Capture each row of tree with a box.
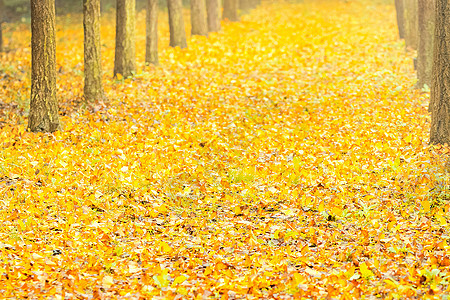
[395,0,449,145]
[2,0,259,133]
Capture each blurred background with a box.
[2,0,185,21]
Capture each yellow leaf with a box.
[176,287,188,295]
[183,187,191,195]
[102,275,114,288]
[404,134,412,143]
[332,206,342,217]
[318,202,325,213]
[293,273,306,284]
[281,208,295,216]
[160,241,172,253]
[359,262,374,279]
[157,205,168,214]
[234,206,242,215]
[422,200,431,213]
[128,262,141,274]
[204,267,213,276]
[437,215,447,226]
[32,253,44,260]
[305,267,322,278]
[172,275,188,287]
[345,266,355,279]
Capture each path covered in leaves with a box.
[0,0,449,298]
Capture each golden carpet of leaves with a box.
[0,0,449,298]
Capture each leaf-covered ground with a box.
[1,0,449,298]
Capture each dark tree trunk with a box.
[404,0,418,50]
[29,0,60,132]
[430,0,450,144]
[223,0,239,22]
[114,0,136,77]
[395,0,405,39]
[168,0,187,48]
[191,0,208,36]
[417,0,435,89]
[206,0,220,32]
[146,0,158,64]
[83,0,105,102]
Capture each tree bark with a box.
[417,0,435,89]
[167,0,187,48]
[146,0,158,64]
[0,0,4,52]
[206,0,220,32]
[29,0,60,132]
[223,0,239,22]
[430,0,450,144]
[239,0,255,12]
[404,0,418,50]
[395,0,405,39]
[191,0,208,36]
[84,0,105,102]
[114,0,136,77]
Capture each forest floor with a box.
[0,0,449,298]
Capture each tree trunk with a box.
[223,0,239,22]
[206,0,220,32]
[430,0,450,144]
[191,0,208,36]
[167,0,187,48]
[0,22,2,53]
[0,0,4,52]
[239,0,255,12]
[84,0,105,102]
[146,0,158,64]
[417,0,435,89]
[28,0,60,133]
[395,0,405,39]
[403,0,418,50]
[114,0,136,78]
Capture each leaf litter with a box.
[0,0,449,298]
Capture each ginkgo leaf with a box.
[128,262,141,274]
[359,262,374,279]
[172,275,188,287]
[102,275,114,288]
[422,200,431,213]
[305,268,322,278]
[159,241,173,254]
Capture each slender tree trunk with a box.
[417,0,435,89]
[251,0,260,8]
[146,0,158,64]
[223,0,239,22]
[404,0,418,50]
[0,0,4,52]
[114,0,136,77]
[206,0,221,32]
[430,0,450,144]
[239,0,254,12]
[167,0,187,48]
[395,0,405,39]
[0,21,3,53]
[29,0,60,132]
[84,0,105,102]
[191,0,208,36]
